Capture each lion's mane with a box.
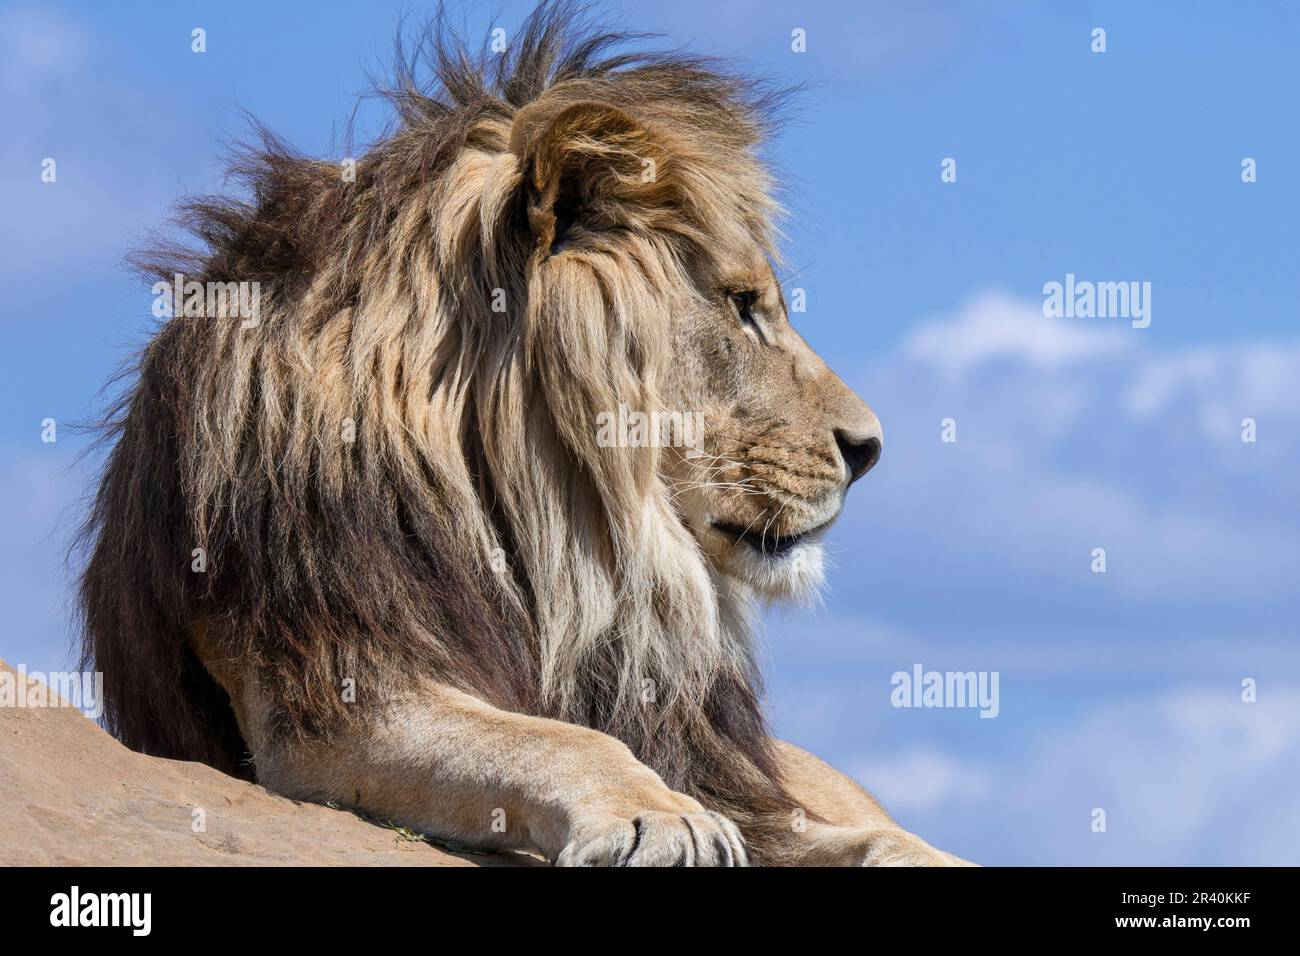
[78,1,794,849]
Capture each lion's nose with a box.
[834,428,882,485]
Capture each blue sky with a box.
[2,1,1298,865]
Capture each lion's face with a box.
[661,249,882,602]
[514,97,877,604]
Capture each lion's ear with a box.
[511,100,667,254]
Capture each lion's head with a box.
[80,3,879,806]
[509,81,882,611]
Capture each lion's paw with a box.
[556,810,748,867]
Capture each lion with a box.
[77,2,967,866]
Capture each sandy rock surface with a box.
[0,660,534,866]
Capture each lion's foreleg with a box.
[232,677,748,865]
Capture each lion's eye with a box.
[728,291,758,329]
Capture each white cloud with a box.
[1021,687,1300,864]
[903,290,1132,376]
[1124,342,1300,451]
[844,290,1300,602]
[849,746,993,813]
[840,687,1300,865]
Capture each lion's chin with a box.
[712,535,827,604]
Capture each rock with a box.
[0,660,535,866]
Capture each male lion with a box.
[79,3,965,866]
